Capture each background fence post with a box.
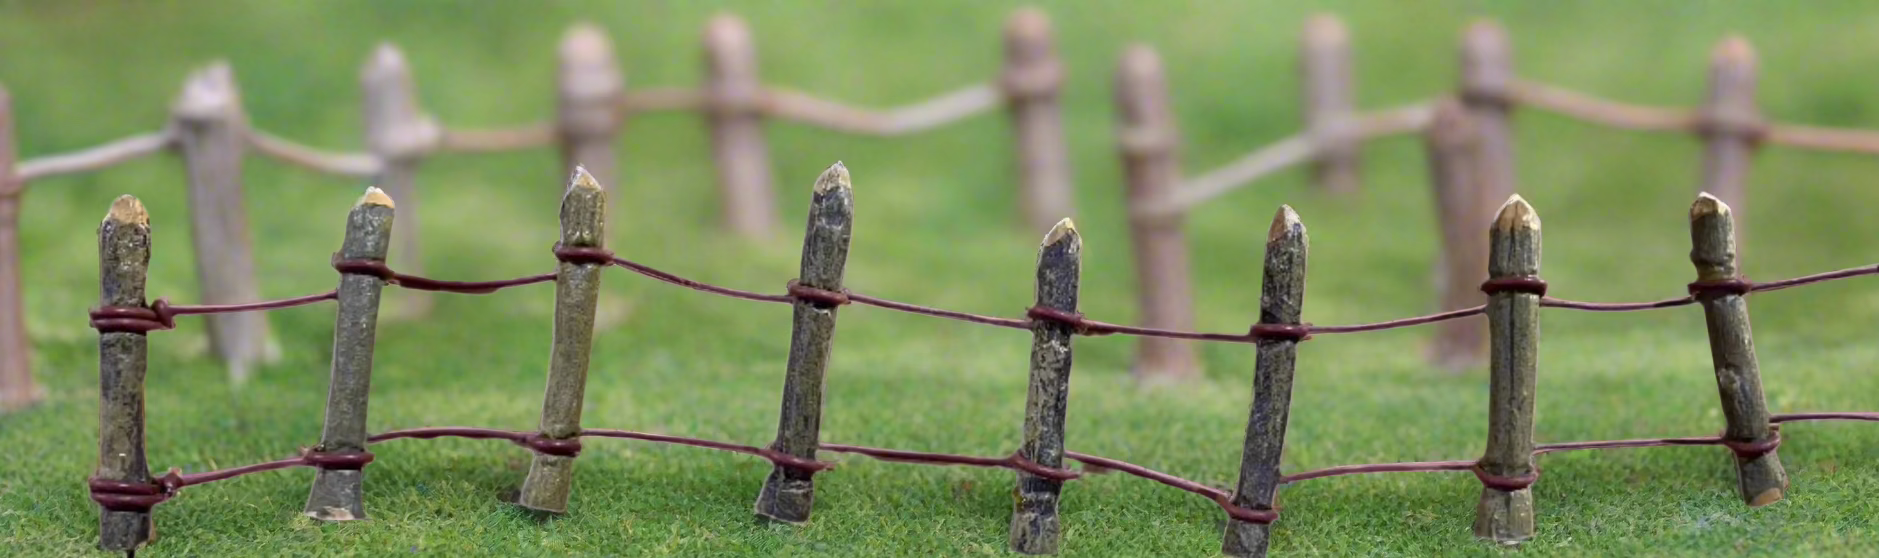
[1221,206,1307,558]
[95,195,155,552]
[754,163,852,523]
[361,44,440,317]
[703,14,778,238]
[1425,99,1489,371]
[1301,14,1359,195]
[1459,21,1517,208]
[1002,7,1073,234]
[1010,217,1081,555]
[171,62,273,382]
[1697,38,1760,230]
[0,84,37,411]
[557,24,624,216]
[1688,193,1787,506]
[1116,45,1201,382]
[1475,195,1541,544]
[517,168,607,514]
[304,187,395,521]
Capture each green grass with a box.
[5,0,1879,555]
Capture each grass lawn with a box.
[4,1,1879,555]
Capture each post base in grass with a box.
[753,467,814,524]
[1473,487,1534,544]
[1220,518,1273,557]
[98,509,152,552]
[1009,490,1061,555]
[1736,452,1787,507]
[305,469,367,521]
[516,454,576,514]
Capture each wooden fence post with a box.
[1301,14,1359,195]
[517,168,608,514]
[1002,7,1073,234]
[557,24,625,211]
[704,14,778,238]
[1459,21,1517,208]
[1221,207,1308,558]
[1688,193,1787,506]
[1475,195,1541,544]
[754,162,852,523]
[1425,99,1489,371]
[1697,38,1760,229]
[304,187,395,521]
[1116,45,1201,382]
[0,84,37,411]
[1010,217,1081,555]
[171,62,273,382]
[361,44,439,317]
[95,195,155,552]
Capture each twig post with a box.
[0,84,37,411]
[1688,193,1786,506]
[754,162,853,523]
[1010,217,1081,555]
[1221,207,1308,558]
[1424,99,1489,371]
[95,195,154,552]
[1474,195,1541,544]
[1459,21,1517,208]
[1115,44,1201,381]
[1002,8,1073,233]
[1301,14,1359,195]
[517,168,608,514]
[304,187,395,521]
[704,14,778,238]
[361,44,439,317]
[171,62,273,382]
[557,24,624,210]
[1697,37,1760,227]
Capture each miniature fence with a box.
[0,8,1068,407]
[1115,16,1879,380]
[87,165,1875,556]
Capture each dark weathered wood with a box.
[0,84,36,412]
[1301,14,1359,195]
[96,195,154,551]
[1460,21,1517,211]
[171,62,273,382]
[1221,207,1308,558]
[557,24,624,213]
[362,44,439,318]
[704,14,778,238]
[1424,99,1489,371]
[1002,8,1073,234]
[1010,217,1081,555]
[304,187,395,521]
[1698,37,1759,228]
[1116,44,1201,382]
[1475,195,1540,544]
[517,168,608,514]
[754,162,853,523]
[1689,193,1786,506]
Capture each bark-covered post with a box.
[1425,99,1489,371]
[1221,207,1307,558]
[517,168,608,514]
[1010,217,1081,555]
[1301,14,1359,195]
[1697,38,1760,228]
[1002,7,1073,233]
[0,84,36,411]
[1459,21,1516,209]
[754,162,853,523]
[304,187,395,521]
[1688,193,1787,506]
[1474,195,1541,544]
[704,14,778,238]
[1115,45,1200,382]
[362,44,440,317]
[557,24,625,209]
[95,195,154,551]
[171,62,273,382]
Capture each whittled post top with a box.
[1493,194,1538,232]
[1489,195,1539,278]
[1689,193,1739,279]
[1042,217,1079,250]
[1712,36,1757,68]
[1005,7,1053,46]
[356,186,395,209]
[173,62,240,121]
[105,195,149,226]
[1268,205,1304,243]
[561,167,607,247]
[814,161,851,194]
[364,43,411,81]
[1302,13,1348,47]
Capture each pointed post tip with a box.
[569,166,604,192]
[1268,205,1304,242]
[1691,192,1732,218]
[1043,217,1079,246]
[1006,7,1052,40]
[561,23,614,59]
[1714,36,1756,66]
[1494,194,1538,231]
[1304,13,1348,45]
[814,161,851,194]
[356,186,395,209]
[105,195,149,225]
